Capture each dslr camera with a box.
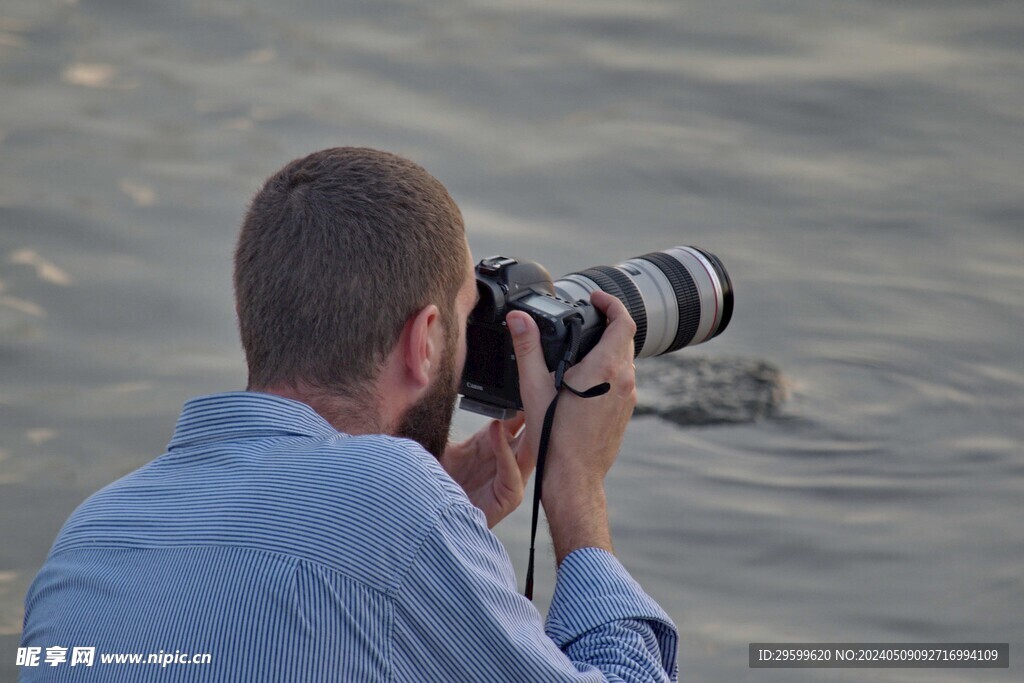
[459,246,733,419]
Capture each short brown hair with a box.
[234,147,466,398]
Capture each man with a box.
[20,148,678,681]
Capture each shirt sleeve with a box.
[391,502,678,682]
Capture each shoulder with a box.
[283,433,468,511]
[261,434,472,588]
[53,433,472,594]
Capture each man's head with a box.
[234,147,476,456]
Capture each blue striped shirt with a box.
[20,391,678,681]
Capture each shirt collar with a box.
[167,391,341,451]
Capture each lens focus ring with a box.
[638,251,701,352]
[575,266,648,356]
[553,245,731,358]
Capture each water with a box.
[2,1,1022,680]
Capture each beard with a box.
[395,331,459,460]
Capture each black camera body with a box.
[460,256,603,419]
[459,246,733,420]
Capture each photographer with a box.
[19,148,678,681]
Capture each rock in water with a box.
[634,355,787,426]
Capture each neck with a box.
[252,382,388,436]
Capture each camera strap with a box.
[524,317,610,600]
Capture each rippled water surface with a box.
[2,1,1022,680]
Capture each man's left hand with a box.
[441,415,531,528]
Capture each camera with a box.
[459,246,733,419]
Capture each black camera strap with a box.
[524,317,610,600]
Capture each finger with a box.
[490,419,523,497]
[509,428,525,452]
[500,413,526,440]
[511,429,534,479]
[503,411,533,477]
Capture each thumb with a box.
[506,311,553,406]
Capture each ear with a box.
[402,303,444,390]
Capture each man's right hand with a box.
[506,290,638,564]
